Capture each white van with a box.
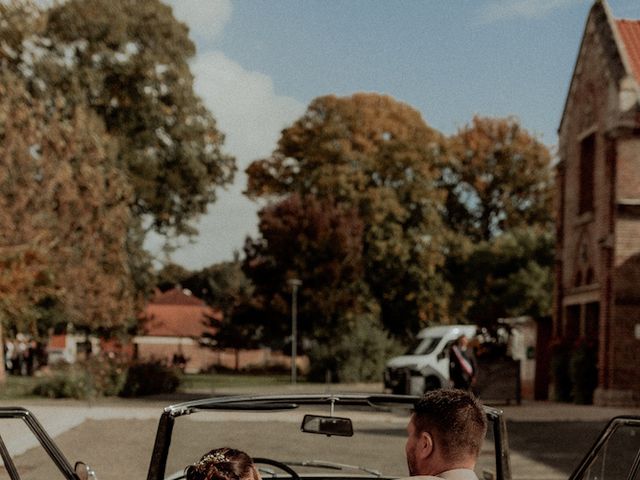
[383,324,477,394]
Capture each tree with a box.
[1,0,235,237]
[243,193,367,346]
[246,93,450,337]
[447,228,554,327]
[0,73,136,333]
[443,116,553,242]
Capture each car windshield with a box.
[406,337,442,355]
[152,395,508,480]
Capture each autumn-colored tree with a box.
[444,116,553,242]
[0,74,136,333]
[246,93,450,336]
[1,0,235,236]
[243,193,367,345]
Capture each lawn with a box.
[0,375,39,400]
[179,372,294,392]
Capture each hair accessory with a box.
[198,450,228,466]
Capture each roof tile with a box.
[616,19,640,83]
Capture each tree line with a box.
[160,94,554,381]
[1,1,554,382]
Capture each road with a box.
[1,394,638,480]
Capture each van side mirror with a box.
[437,350,447,361]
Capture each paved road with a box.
[1,390,638,480]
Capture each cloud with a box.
[146,51,305,269]
[476,0,577,24]
[163,0,232,43]
[192,51,305,170]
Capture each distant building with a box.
[555,0,640,405]
[134,287,221,373]
[134,287,294,373]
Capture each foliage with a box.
[0,0,235,238]
[119,359,180,397]
[246,93,450,337]
[32,355,127,399]
[569,338,598,404]
[444,116,553,242]
[0,73,136,332]
[307,314,403,382]
[243,193,368,347]
[447,228,554,326]
[155,263,193,291]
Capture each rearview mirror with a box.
[301,414,353,437]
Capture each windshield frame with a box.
[0,407,78,480]
[145,394,511,480]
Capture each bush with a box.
[569,338,598,404]
[119,359,180,397]
[307,315,403,383]
[32,355,127,399]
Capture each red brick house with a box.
[135,287,296,373]
[134,287,222,373]
[555,0,640,406]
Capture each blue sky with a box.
[150,0,640,269]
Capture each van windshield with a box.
[406,337,442,355]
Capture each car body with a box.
[384,325,478,394]
[0,394,638,480]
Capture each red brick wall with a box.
[555,8,640,403]
[135,341,308,374]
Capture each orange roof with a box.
[616,19,640,83]
[141,287,222,338]
[143,304,220,337]
[47,334,66,349]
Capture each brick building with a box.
[135,287,298,373]
[555,0,640,406]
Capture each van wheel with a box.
[424,376,441,392]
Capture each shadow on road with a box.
[506,421,606,476]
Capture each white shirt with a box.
[398,469,479,480]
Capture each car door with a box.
[569,416,640,480]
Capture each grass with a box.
[0,371,297,399]
[179,372,295,392]
[0,374,40,400]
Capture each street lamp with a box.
[288,278,302,384]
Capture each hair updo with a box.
[185,447,257,480]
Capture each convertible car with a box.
[0,394,637,480]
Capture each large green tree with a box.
[246,93,450,337]
[446,228,554,327]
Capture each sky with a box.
[147,0,640,270]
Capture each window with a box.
[579,133,596,214]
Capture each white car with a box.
[383,324,478,394]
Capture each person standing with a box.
[404,389,487,480]
[449,335,477,390]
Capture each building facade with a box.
[555,0,640,405]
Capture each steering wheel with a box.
[253,457,300,480]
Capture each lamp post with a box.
[288,278,302,384]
